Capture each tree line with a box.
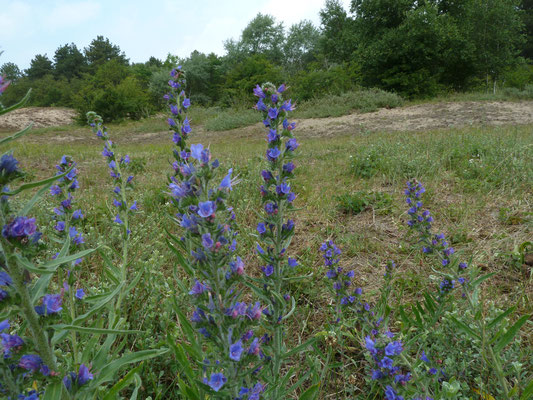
[1,0,532,121]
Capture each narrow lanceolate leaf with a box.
[298,383,320,400]
[493,314,530,353]
[71,283,124,325]
[42,380,67,400]
[0,89,31,117]
[449,316,481,340]
[102,363,143,400]
[50,324,143,335]
[5,165,72,195]
[487,306,516,330]
[96,348,169,385]
[469,273,496,289]
[16,248,96,274]
[0,124,32,147]
[520,379,533,400]
[166,238,194,276]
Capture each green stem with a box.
[5,253,57,370]
[463,289,510,399]
[1,364,18,396]
[113,160,130,322]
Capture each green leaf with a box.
[0,124,33,147]
[42,380,66,400]
[487,306,516,330]
[0,89,31,118]
[102,363,143,400]
[50,324,143,335]
[520,379,533,400]
[168,339,197,382]
[71,283,123,325]
[130,374,142,400]
[283,337,317,358]
[469,273,496,289]
[282,296,297,321]
[166,238,194,276]
[494,314,530,353]
[299,383,320,400]
[21,179,54,215]
[449,316,481,340]
[96,348,169,385]
[5,168,71,196]
[16,248,96,274]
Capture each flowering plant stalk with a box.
[0,78,102,397]
[83,112,167,395]
[250,83,317,398]
[87,112,139,322]
[164,67,265,399]
[404,179,530,400]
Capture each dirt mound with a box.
[294,101,533,137]
[0,107,77,130]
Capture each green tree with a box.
[84,36,128,69]
[223,54,284,106]
[521,0,533,60]
[26,54,53,80]
[284,20,321,72]
[74,59,150,121]
[462,0,524,91]
[179,51,224,105]
[238,13,285,63]
[54,43,87,80]
[319,0,358,63]
[0,62,22,82]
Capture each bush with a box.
[290,62,360,101]
[74,61,153,122]
[294,88,403,119]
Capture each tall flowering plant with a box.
[0,77,99,397]
[164,67,265,399]
[251,83,318,398]
[404,179,530,400]
[87,112,139,320]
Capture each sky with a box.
[0,0,352,70]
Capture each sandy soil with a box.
[293,101,533,137]
[1,101,532,144]
[0,107,77,130]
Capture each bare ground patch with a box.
[0,106,76,130]
[2,100,533,145]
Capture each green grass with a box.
[6,119,533,398]
[203,107,259,131]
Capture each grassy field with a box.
[5,114,533,397]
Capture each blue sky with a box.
[0,0,351,70]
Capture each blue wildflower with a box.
[198,201,216,218]
[207,372,227,392]
[229,340,244,361]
